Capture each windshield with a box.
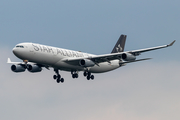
[16,45,24,48]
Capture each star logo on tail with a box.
[116,44,122,52]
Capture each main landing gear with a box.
[53,69,95,83]
[71,71,79,79]
[83,71,94,80]
[53,69,64,83]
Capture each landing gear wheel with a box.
[60,78,64,83]
[57,78,61,83]
[53,75,57,80]
[72,74,76,78]
[91,75,94,80]
[87,75,90,80]
[75,74,78,78]
[83,72,87,76]
[72,73,78,79]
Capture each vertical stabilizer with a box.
[111,34,127,53]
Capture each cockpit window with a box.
[16,45,24,48]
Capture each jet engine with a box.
[122,53,136,61]
[79,59,95,67]
[27,64,42,73]
[11,64,26,72]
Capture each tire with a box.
[57,79,60,83]
[61,78,64,83]
[87,76,90,80]
[91,75,94,80]
[83,72,87,76]
[75,74,78,78]
[72,74,76,78]
[53,75,57,79]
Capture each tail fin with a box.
[111,34,127,53]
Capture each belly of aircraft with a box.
[89,60,120,73]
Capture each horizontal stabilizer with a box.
[119,58,152,65]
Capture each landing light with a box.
[23,60,28,63]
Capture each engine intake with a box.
[27,64,42,73]
[79,59,95,67]
[11,65,26,72]
[122,53,136,61]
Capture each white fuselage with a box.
[13,43,121,73]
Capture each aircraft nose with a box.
[12,47,17,54]
[12,48,16,53]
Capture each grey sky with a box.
[0,0,179,120]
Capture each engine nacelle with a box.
[122,53,136,61]
[27,64,42,73]
[11,65,26,72]
[79,59,95,67]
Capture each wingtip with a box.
[7,58,11,63]
[168,40,176,46]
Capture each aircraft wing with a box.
[128,40,176,56]
[7,58,23,64]
[63,52,124,63]
[7,58,50,69]
[63,40,175,65]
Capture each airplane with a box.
[7,35,175,83]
